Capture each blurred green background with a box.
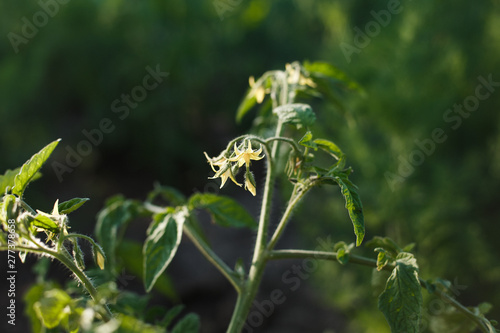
[1,0,499,332]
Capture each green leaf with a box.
[334,241,354,265]
[115,314,166,333]
[0,167,21,194]
[378,252,423,333]
[13,139,60,197]
[236,87,258,123]
[158,304,184,328]
[147,184,186,206]
[95,199,138,272]
[366,236,403,257]
[188,193,257,229]
[58,198,90,214]
[33,288,72,329]
[143,208,187,292]
[313,138,344,160]
[298,131,318,149]
[332,172,365,246]
[117,240,179,301]
[171,313,200,333]
[24,283,46,333]
[33,214,59,233]
[273,103,316,128]
[303,60,363,92]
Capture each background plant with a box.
[1,1,500,332]
[2,61,497,333]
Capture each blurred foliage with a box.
[1,0,499,332]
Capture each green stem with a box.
[183,222,241,293]
[267,249,493,333]
[226,123,280,333]
[266,183,312,251]
[2,243,113,322]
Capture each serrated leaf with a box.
[0,167,21,194]
[58,198,90,215]
[143,209,187,292]
[378,252,423,333]
[34,288,72,329]
[13,140,60,197]
[33,214,59,233]
[188,193,257,229]
[171,313,200,333]
[95,199,137,272]
[273,103,316,128]
[332,172,364,246]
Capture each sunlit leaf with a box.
[0,167,21,194]
[33,214,59,233]
[58,198,90,215]
[143,209,187,292]
[95,199,138,272]
[332,172,364,246]
[378,252,423,333]
[33,288,72,329]
[13,139,60,197]
[273,103,316,128]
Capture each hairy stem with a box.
[3,243,112,322]
[227,124,280,333]
[267,249,493,333]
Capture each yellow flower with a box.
[204,152,242,188]
[229,141,264,167]
[218,168,242,188]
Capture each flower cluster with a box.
[204,140,264,196]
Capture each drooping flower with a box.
[228,141,264,168]
[204,152,242,188]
